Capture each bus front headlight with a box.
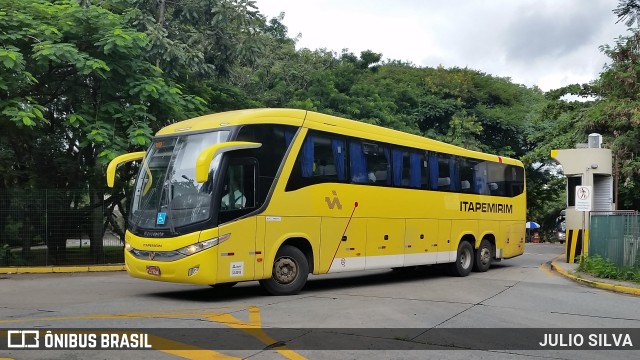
[177,234,230,256]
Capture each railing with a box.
[0,189,124,267]
[589,211,639,268]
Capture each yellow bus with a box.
[107,108,525,295]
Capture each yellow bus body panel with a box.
[156,108,306,136]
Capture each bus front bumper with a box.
[124,248,217,285]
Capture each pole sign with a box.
[575,186,592,212]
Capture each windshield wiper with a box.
[133,186,157,230]
[166,195,178,235]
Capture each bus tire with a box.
[473,239,492,272]
[448,241,474,277]
[260,245,309,296]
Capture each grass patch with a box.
[578,255,640,284]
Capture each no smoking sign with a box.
[575,185,592,212]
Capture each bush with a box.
[578,255,640,283]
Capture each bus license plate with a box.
[146,266,161,276]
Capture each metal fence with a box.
[0,189,124,267]
[589,211,640,268]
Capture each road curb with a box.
[0,264,125,274]
[550,257,640,296]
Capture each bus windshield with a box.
[130,130,230,231]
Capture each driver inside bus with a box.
[221,188,246,209]
[221,168,246,210]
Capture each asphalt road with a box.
[1,243,639,360]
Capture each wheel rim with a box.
[273,256,298,285]
[460,247,472,269]
[479,247,491,267]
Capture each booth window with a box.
[567,176,582,207]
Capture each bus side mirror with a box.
[195,142,262,183]
[106,152,145,188]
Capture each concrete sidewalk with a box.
[550,256,640,296]
[0,264,125,274]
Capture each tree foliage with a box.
[584,30,640,209]
[614,0,640,27]
[0,0,206,261]
[525,0,640,214]
[99,0,265,78]
[232,41,544,159]
[0,0,205,186]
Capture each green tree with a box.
[521,83,598,229]
[584,31,640,209]
[446,110,483,150]
[0,0,205,262]
[102,0,264,77]
[614,0,640,27]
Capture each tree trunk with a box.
[155,0,166,68]
[157,0,166,24]
[88,187,104,264]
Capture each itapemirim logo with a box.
[325,190,342,210]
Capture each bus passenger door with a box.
[436,220,453,263]
[217,217,256,283]
[404,219,438,266]
[215,160,258,284]
[365,219,404,270]
[320,217,367,273]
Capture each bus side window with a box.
[414,151,430,189]
[218,160,257,224]
[506,165,525,197]
[314,137,345,181]
[473,161,490,195]
[220,162,255,211]
[351,140,390,185]
[392,148,428,189]
[459,157,479,194]
[236,124,297,204]
[488,162,506,196]
[367,143,390,185]
[286,131,346,191]
[391,148,408,187]
[349,140,368,183]
[431,153,453,191]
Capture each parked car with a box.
[556,210,566,244]
[556,228,566,244]
[555,210,566,244]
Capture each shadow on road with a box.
[141,264,485,302]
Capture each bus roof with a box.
[156,108,523,167]
[157,108,307,135]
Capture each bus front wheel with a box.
[449,241,474,277]
[260,245,309,296]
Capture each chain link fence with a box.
[590,211,640,268]
[0,189,124,267]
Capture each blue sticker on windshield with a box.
[156,212,166,225]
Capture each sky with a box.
[253,0,629,91]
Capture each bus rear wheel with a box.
[260,245,309,296]
[449,241,474,277]
[473,239,492,272]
